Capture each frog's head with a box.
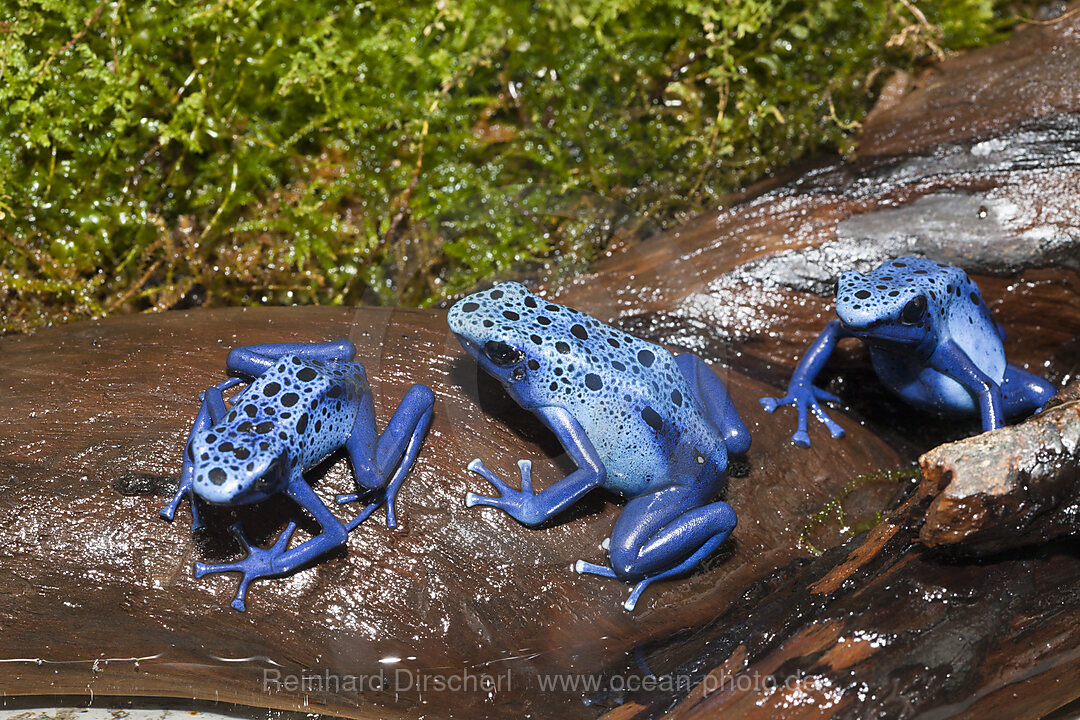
[835,256,953,346]
[189,428,290,505]
[448,281,602,409]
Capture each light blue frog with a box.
[160,339,434,611]
[448,282,751,611]
[761,256,1056,446]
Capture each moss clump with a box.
[1,1,1024,332]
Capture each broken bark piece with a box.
[0,307,900,718]
[918,386,1080,554]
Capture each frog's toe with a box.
[465,491,494,508]
[813,387,842,404]
[335,493,360,505]
[759,396,781,412]
[467,458,513,493]
[792,429,812,448]
[576,559,617,578]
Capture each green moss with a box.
[0,0,1027,331]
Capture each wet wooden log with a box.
[919,393,1080,554]
[0,307,900,718]
[592,391,1080,720]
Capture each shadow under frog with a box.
[448,282,751,612]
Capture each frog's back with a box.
[233,354,368,469]
[512,303,724,496]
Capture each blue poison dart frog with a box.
[761,256,1056,447]
[160,339,434,611]
[448,282,751,612]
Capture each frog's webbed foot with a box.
[573,560,656,612]
[194,521,297,612]
[759,382,845,447]
[464,459,539,521]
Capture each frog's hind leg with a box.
[1002,363,1056,418]
[579,485,736,611]
[194,477,347,611]
[161,377,244,530]
[337,384,435,530]
[225,339,357,376]
[675,354,751,456]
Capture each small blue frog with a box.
[160,339,434,611]
[448,282,750,611]
[761,256,1056,447]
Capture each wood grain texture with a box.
[0,307,899,718]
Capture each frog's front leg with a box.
[193,477,348,612]
[929,340,1005,431]
[336,384,435,530]
[161,377,244,529]
[464,406,604,525]
[578,484,736,611]
[759,319,850,447]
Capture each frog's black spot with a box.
[888,290,900,297]
[612,360,626,371]
[279,431,288,440]
[893,261,907,267]
[537,316,551,325]
[876,285,887,290]
[263,382,281,396]
[315,420,322,432]
[227,410,238,422]
[671,389,683,406]
[530,334,542,344]
[550,382,558,391]
[255,421,274,434]
[296,414,309,434]
[638,349,655,367]
[208,467,227,485]
[607,338,619,348]
[585,374,603,391]
[219,441,234,452]
[571,324,588,340]
[281,392,299,407]
[880,276,892,281]
[641,406,663,432]
[297,367,317,382]
[503,310,519,321]
[855,290,871,299]
[970,291,979,304]
[280,411,291,419]
[554,367,563,375]
[461,302,479,312]
[259,442,269,451]
[528,360,540,370]
[234,448,250,460]
[237,422,252,432]
[489,289,504,299]
[955,287,963,297]
[206,434,217,443]
[243,404,257,417]
[524,296,537,308]
[483,320,494,328]
[556,341,570,354]
[291,356,302,364]
[328,386,342,399]
[546,304,559,312]
[914,269,928,275]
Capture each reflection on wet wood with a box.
[0,307,899,718]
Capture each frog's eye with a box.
[900,295,927,325]
[484,340,525,367]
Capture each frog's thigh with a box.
[1002,363,1056,416]
[609,484,731,580]
[674,353,750,456]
